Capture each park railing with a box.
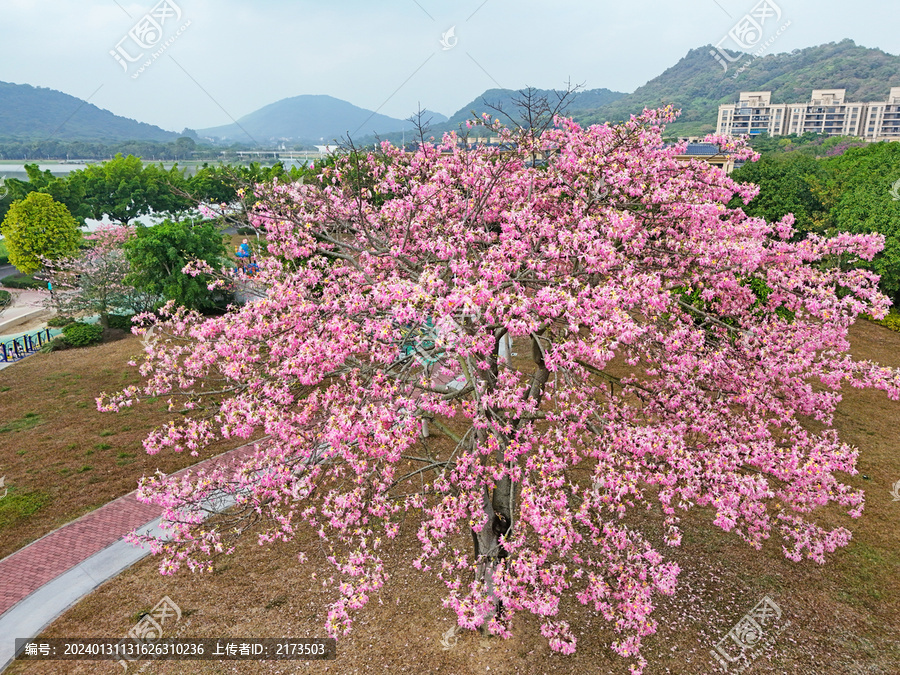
[1,328,53,363]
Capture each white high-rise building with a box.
[717,88,900,142]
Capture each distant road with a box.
[0,264,15,281]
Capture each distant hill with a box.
[362,87,626,145]
[366,41,900,145]
[422,110,448,125]
[443,87,626,126]
[197,95,424,144]
[575,40,900,137]
[5,39,895,149]
[0,81,178,142]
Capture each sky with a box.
[0,0,898,134]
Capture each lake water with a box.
[1,163,92,175]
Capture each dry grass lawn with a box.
[0,331,253,560]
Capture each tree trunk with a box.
[499,333,511,363]
[473,489,500,631]
[472,479,513,633]
[471,332,548,631]
[468,329,526,632]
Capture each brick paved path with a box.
[0,440,261,617]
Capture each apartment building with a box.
[717,91,788,137]
[862,87,900,141]
[717,88,900,141]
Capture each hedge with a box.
[875,311,900,333]
[106,314,134,331]
[1,273,45,290]
[47,315,77,328]
[61,322,103,347]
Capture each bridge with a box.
[226,150,331,161]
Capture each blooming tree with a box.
[42,223,155,327]
[100,108,900,673]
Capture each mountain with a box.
[4,39,895,150]
[443,87,626,127]
[575,40,900,137]
[364,41,900,145]
[420,110,448,125]
[197,95,422,144]
[359,87,626,146]
[0,81,178,142]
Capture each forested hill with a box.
[0,81,179,142]
[574,40,900,137]
[359,87,625,146]
[363,41,899,144]
[197,95,418,144]
[443,87,626,127]
[3,39,897,149]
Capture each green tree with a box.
[730,153,827,233]
[143,163,193,219]
[813,142,900,302]
[19,164,90,223]
[0,192,80,274]
[0,176,30,225]
[0,164,89,225]
[68,154,192,226]
[174,136,196,157]
[124,219,229,311]
[188,161,312,231]
[188,164,239,205]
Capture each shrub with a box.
[0,290,10,308]
[47,315,77,328]
[1,273,45,290]
[61,322,103,347]
[106,314,134,331]
[39,337,68,353]
[875,311,900,333]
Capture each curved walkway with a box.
[0,440,260,672]
[0,287,53,372]
[0,288,49,337]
